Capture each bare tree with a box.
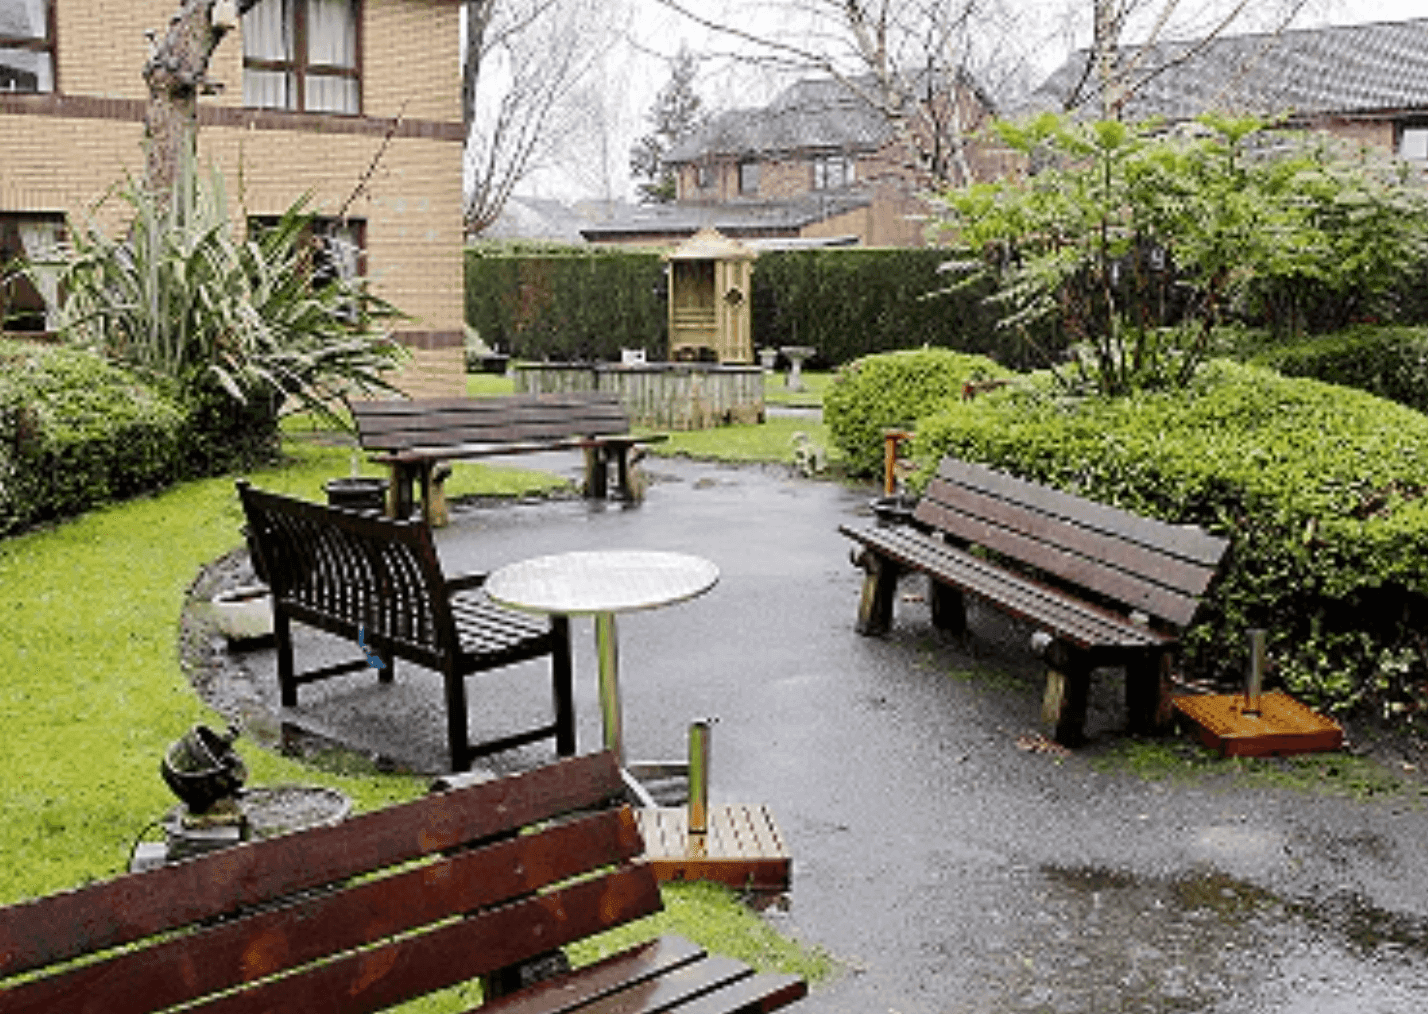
[651,0,1028,188]
[462,0,619,236]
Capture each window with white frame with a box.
[0,0,54,93]
[1,213,66,332]
[1400,124,1428,163]
[242,0,360,114]
[738,160,759,195]
[812,154,855,190]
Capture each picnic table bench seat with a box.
[0,752,808,1014]
[841,457,1230,744]
[351,391,667,523]
[237,480,574,773]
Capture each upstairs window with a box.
[0,0,55,93]
[1400,124,1428,163]
[738,160,759,195]
[812,154,855,190]
[243,0,360,114]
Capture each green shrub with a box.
[0,340,185,534]
[1249,325,1428,415]
[909,358,1428,722]
[823,347,1008,477]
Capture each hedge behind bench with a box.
[903,358,1428,725]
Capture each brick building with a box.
[583,74,1011,248]
[0,0,466,396]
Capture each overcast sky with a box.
[520,1,1428,204]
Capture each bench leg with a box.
[443,664,472,773]
[583,446,609,499]
[551,616,575,756]
[854,552,900,636]
[929,580,967,635]
[1125,650,1173,735]
[276,611,298,707]
[1042,655,1091,746]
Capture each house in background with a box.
[583,73,1012,248]
[1026,17,1428,165]
[0,0,467,397]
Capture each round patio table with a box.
[485,550,719,805]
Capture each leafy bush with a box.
[0,340,185,534]
[1250,325,1428,415]
[823,347,1007,477]
[907,357,1428,722]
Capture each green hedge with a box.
[0,340,185,534]
[465,244,1055,368]
[901,358,1428,722]
[1249,325,1428,415]
[823,347,1009,477]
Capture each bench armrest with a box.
[445,572,489,594]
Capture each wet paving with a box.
[187,453,1428,1013]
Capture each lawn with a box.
[0,434,830,1007]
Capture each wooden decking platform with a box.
[1173,691,1343,757]
[636,804,791,892]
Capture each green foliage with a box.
[934,114,1428,394]
[909,357,1428,723]
[465,245,1034,368]
[19,161,408,436]
[0,340,185,535]
[465,244,667,361]
[822,347,1007,476]
[1250,325,1428,415]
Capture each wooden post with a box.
[854,551,900,636]
[929,580,966,635]
[1041,647,1092,746]
[1125,650,1173,735]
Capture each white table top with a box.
[485,550,719,617]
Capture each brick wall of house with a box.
[3,0,465,397]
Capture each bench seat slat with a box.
[478,936,707,1014]
[3,810,647,1014]
[570,954,754,1014]
[188,866,663,1014]
[842,525,1172,651]
[936,458,1229,567]
[666,973,810,1014]
[916,492,1205,629]
[0,754,623,978]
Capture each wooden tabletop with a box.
[485,550,719,617]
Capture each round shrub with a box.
[823,347,1008,477]
[0,340,185,535]
[910,358,1428,723]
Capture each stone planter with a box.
[324,476,389,514]
[210,584,274,648]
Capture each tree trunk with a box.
[143,0,242,203]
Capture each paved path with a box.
[192,454,1428,1013]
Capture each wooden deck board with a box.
[636,805,791,892]
[1173,691,1343,757]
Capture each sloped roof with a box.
[666,77,897,163]
[1027,17,1428,122]
[580,190,872,242]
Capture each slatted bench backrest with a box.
[351,391,634,454]
[0,754,649,1014]
[237,480,454,663]
[914,458,1229,629]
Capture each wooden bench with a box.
[841,457,1229,744]
[0,752,809,1014]
[351,391,666,524]
[237,480,574,773]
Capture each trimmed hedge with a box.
[823,347,1009,477]
[900,358,1428,722]
[1250,325,1428,415]
[0,340,185,534]
[465,244,1055,368]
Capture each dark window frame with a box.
[738,160,759,195]
[0,0,58,94]
[1,210,68,334]
[242,0,363,115]
[812,153,855,190]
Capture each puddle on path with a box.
[950,865,1428,1013]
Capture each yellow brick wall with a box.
[54,2,167,101]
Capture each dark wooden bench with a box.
[237,480,574,772]
[841,457,1229,744]
[0,752,808,1014]
[351,391,666,524]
